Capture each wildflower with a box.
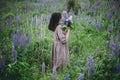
[109,36,114,51]
[96,23,100,31]
[11,33,19,50]
[59,11,68,24]
[27,32,32,45]
[108,25,113,32]
[69,8,74,15]
[85,1,90,10]
[106,12,112,21]
[77,9,80,16]
[77,74,84,80]
[49,70,57,80]
[49,0,53,2]
[85,56,94,79]
[52,70,57,78]
[20,34,27,50]
[42,62,45,74]
[115,31,119,43]
[62,11,68,20]
[12,45,17,62]
[15,16,22,24]
[116,63,120,72]
[92,20,95,27]
[64,73,70,80]
[108,35,120,57]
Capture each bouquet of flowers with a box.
[60,11,73,28]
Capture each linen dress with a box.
[52,25,70,69]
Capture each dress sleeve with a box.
[57,26,67,44]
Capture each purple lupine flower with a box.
[64,73,70,80]
[63,11,69,19]
[114,31,120,57]
[114,10,119,19]
[96,23,100,31]
[27,32,32,45]
[12,45,17,62]
[115,31,119,43]
[114,43,119,50]
[17,30,22,42]
[108,25,113,32]
[15,16,22,24]
[89,58,94,78]
[36,18,41,26]
[20,33,27,50]
[107,13,112,21]
[11,33,19,50]
[77,74,84,80]
[109,36,114,50]
[44,15,50,23]
[60,11,73,26]
[69,8,74,15]
[42,62,45,74]
[77,9,80,16]
[85,56,94,79]
[116,63,120,72]
[59,11,68,24]
[111,50,115,56]
[94,0,102,7]
[49,70,57,80]
[49,0,53,2]
[112,5,116,12]
[106,9,113,21]
[85,1,90,10]
[108,34,120,57]
[114,43,119,57]
[92,20,95,27]
[52,70,57,78]
[9,16,13,25]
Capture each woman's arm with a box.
[57,25,70,44]
[65,27,70,40]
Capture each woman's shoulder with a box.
[56,25,65,34]
[57,24,62,28]
[56,25,62,30]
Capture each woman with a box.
[48,12,70,73]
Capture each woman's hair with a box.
[48,12,61,31]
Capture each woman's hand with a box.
[65,27,70,32]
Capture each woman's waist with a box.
[53,41,61,43]
[53,41,67,44]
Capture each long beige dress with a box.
[52,25,70,69]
